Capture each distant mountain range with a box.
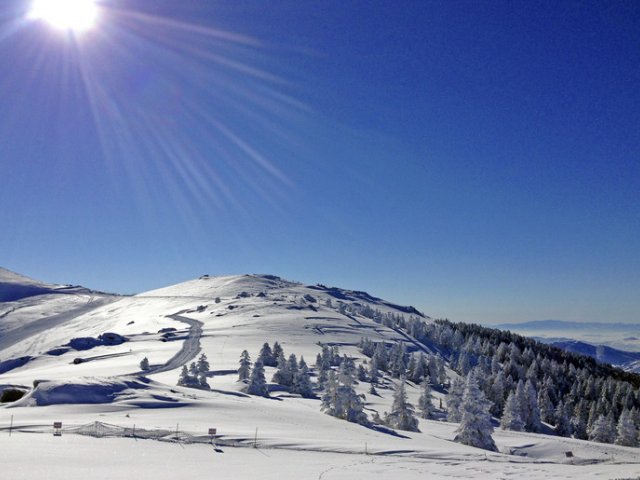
[495,320,640,333]
[492,319,640,373]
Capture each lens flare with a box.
[29,0,99,33]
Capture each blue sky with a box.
[1,0,638,324]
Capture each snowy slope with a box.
[1,272,639,479]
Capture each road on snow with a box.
[147,312,204,374]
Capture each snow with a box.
[2,272,640,479]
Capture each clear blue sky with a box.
[1,0,638,324]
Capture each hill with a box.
[1,271,639,479]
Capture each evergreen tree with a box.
[523,380,542,432]
[246,359,269,397]
[292,361,314,398]
[238,350,251,382]
[418,380,436,419]
[501,391,524,431]
[454,372,497,452]
[272,351,291,386]
[258,342,276,367]
[615,409,638,447]
[385,379,419,432]
[554,400,572,437]
[272,341,284,362]
[197,353,210,375]
[588,414,615,444]
[446,378,465,422]
[321,370,339,417]
[139,357,150,371]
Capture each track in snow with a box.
[148,312,203,374]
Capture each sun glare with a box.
[30,0,99,33]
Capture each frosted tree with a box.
[385,378,419,432]
[321,363,368,425]
[523,380,542,432]
[537,387,554,423]
[272,341,284,362]
[418,380,436,419]
[178,366,191,386]
[454,372,497,452]
[139,357,150,371]
[500,391,524,431]
[258,342,276,367]
[588,414,615,444]
[197,353,210,375]
[368,360,380,385]
[615,409,638,447]
[489,371,506,416]
[554,401,572,437]
[272,352,292,386]
[238,350,251,382]
[446,378,465,422]
[292,360,314,398]
[321,370,339,417]
[246,359,269,397]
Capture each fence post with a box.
[9,415,13,436]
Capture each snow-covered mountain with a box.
[1,270,639,480]
[494,319,640,357]
[538,339,640,373]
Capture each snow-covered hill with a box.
[1,271,639,479]
[544,339,640,373]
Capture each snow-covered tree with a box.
[446,378,465,422]
[246,359,269,397]
[272,352,292,386]
[589,414,615,444]
[523,380,542,432]
[258,342,276,367]
[385,379,419,432]
[139,357,150,371]
[197,353,210,375]
[238,350,251,382]
[291,359,314,398]
[615,409,638,447]
[554,400,572,437]
[321,362,368,425]
[418,380,436,419]
[501,391,524,431]
[454,372,497,452]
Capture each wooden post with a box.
[254,428,258,448]
[9,415,13,436]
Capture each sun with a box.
[29,0,99,33]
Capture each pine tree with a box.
[385,379,419,432]
[501,391,524,431]
[454,372,497,452]
[272,351,291,386]
[258,342,276,367]
[523,380,542,432]
[246,359,269,397]
[272,341,284,362]
[197,353,210,375]
[178,365,190,386]
[321,370,339,417]
[139,357,150,371]
[292,361,314,398]
[418,380,436,419]
[615,409,638,447]
[446,378,465,422]
[238,350,251,382]
[554,400,572,437]
[589,414,615,444]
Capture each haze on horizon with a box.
[0,0,638,326]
